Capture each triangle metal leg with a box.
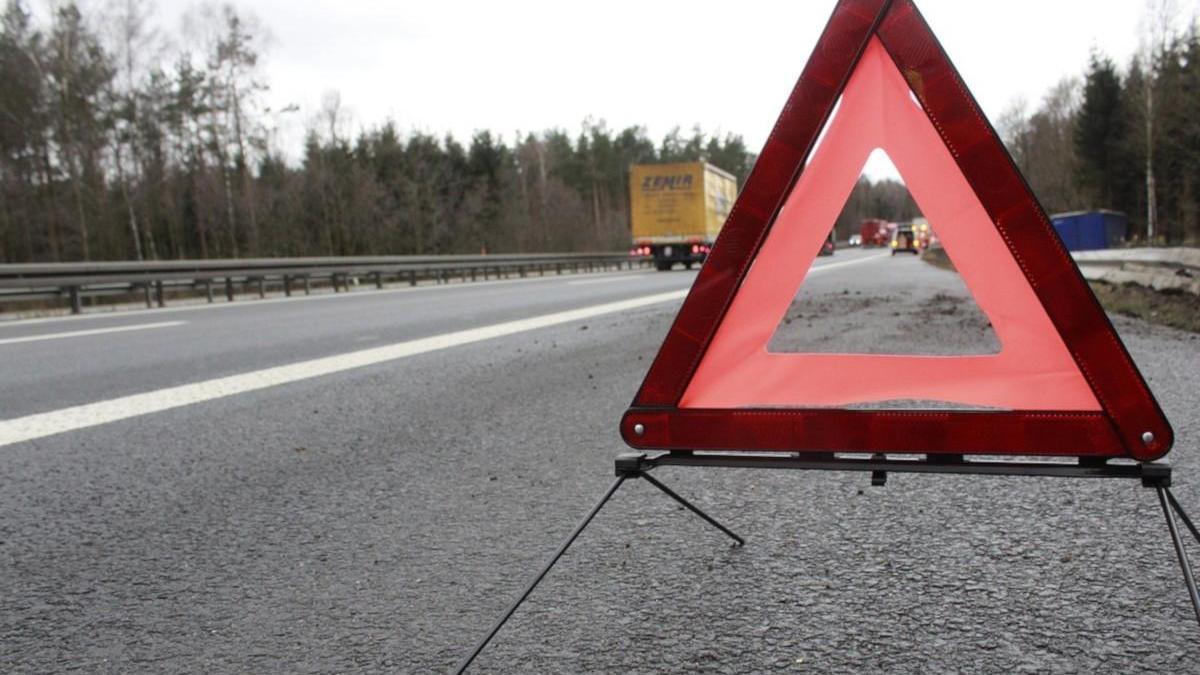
[453,475,627,674]
[1165,489,1200,545]
[454,455,745,673]
[1156,486,1200,627]
[640,472,745,547]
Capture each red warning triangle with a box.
[621,0,1173,461]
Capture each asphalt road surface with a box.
[2,248,1198,673]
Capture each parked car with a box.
[819,231,836,256]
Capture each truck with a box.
[859,218,891,247]
[629,161,738,271]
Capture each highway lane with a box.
[0,268,689,421]
[2,248,1197,673]
[0,250,885,424]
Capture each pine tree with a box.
[1075,52,1126,209]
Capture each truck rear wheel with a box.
[655,261,673,272]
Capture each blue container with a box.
[1050,210,1128,251]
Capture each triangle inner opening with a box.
[766,149,1000,356]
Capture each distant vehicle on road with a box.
[859,218,891,247]
[890,225,920,255]
[890,218,934,255]
[629,162,738,271]
[818,231,836,256]
[848,233,862,247]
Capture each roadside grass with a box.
[920,245,1199,334]
[1087,281,1200,333]
[921,245,956,272]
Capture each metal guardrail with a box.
[1073,247,1200,295]
[0,253,648,315]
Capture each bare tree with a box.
[102,0,159,260]
[1139,0,1182,242]
[998,79,1085,214]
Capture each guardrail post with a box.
[332,273,341,293]
[409,270,417,287]
[68,286,82,314]
[471,268,477,282]
[256,277,265,299]
[373,271,383,290]
[143,283,153,308]
[204,280,214,303]
[225,277,234,302]
[155,280,166,307]
[302,275,310,295]
[283,275,292,297]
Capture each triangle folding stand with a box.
[454,1,1198,670]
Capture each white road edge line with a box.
[565,274,649,286]
[0,321,186,346]
[0,290,687,449]
[806,251,891,275]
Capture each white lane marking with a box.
[0,290,688,449]
[562,252,881,287]
[566,274,649,286]
[808,252,890,274]
[0,321,186,346]
[0,269,668,329]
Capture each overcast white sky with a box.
[146,0,1194,174]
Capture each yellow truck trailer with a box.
[629,161,737,271]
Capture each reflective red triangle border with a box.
[620,0,1174,461]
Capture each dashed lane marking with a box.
[0,321,186,346]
